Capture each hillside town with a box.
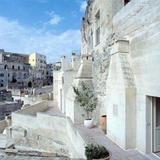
[0,0,160,160]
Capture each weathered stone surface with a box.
[81,0,160,156]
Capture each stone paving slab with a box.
[76,125,152,160]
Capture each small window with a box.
[18,66,20,70]
[0,73,4,77]
[124,0,131,5]
[95,10,100,20]
[12,65,14,69]
[96,27,100,45]
[4,65,7,69]
[95,10,100,46]
[62,76,64,84]
[89,30,93,49]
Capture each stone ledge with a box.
[111,40,129,55]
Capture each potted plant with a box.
[73,82,97,128]
[85,143,110,160]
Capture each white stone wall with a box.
[15,101,48,115]
[53,55,80,114]
[81,0,160,155]
[111,0,160,153]
[53,70,63,106]
[10,112,84,158]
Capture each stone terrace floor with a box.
[44,101,159,160]
[76,125,153,160]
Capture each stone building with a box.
[54,0,160,158]
[0,49,31,88]
[46,63,54,85]
[80,0,160,158]
[29,53,47,86]
[53,54,81,114]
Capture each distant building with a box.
[53,62,61,71]
[0,101,22,120]
[0,87,23,120]
[29,53,47,86]
[46,63,53,85]
[0,88,12,102]
[0,50,31,88]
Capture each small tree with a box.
[73,82,97,120]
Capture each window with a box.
[95,10,100,46]
[12,65,14,69]
[18,66,20,70]
[0,73,4,77]
[124,0,131,5]
[62,76,64,84]
[89,30,93,49]
[96,27,100,45]
[4,65,7,69]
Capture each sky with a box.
[0,0,87,62]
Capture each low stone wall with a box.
[66,118,86,159]
[15,101,48,115]
[0,120,7,133]
[9,107,89,158]
[38,94,49,100]
[11,112,67,141]
[38,93,53,101]
[10,113,71,156]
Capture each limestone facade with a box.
[80,0,160,157]
[53,54,81,114]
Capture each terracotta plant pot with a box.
[84,119,93,128]
[100,115,107,133]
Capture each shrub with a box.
[73,82,97,120]
[85,143,109,160]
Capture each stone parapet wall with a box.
[15,101,48,115]
[66,118,86,158]
[10,113,79,158]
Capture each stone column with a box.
[106,39,136,149]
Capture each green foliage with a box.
[85,143,109,160]
[73,82,97,119]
